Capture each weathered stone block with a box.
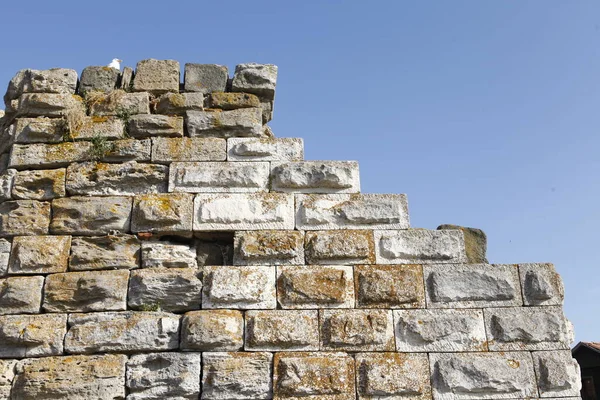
[231,63,278,100]
[169,161,269,193]
[101,138,151,162]
[202,352,272,400]
[203,265,276,309]
[69,234,140,271]
[43,270,129,312]
[184,63,228,94]
[127,352,201,400]
[154,92,204,115]
[519,263,565,306]
[186,108,263,138]
[273,352,355,400]
[533,350,582,397]
[0,314,66,357]
[69,116,125,141]
[132,193,194,234]
[271,161,361,193]
[430,352,537,400]
[277,265,354,309]
[0,169,15,201]
[12,117,65,143]
[0,125,14,155]
[0,200,50,237]
[8,235,70,274]
[128,114,184,138]
[0,359,16,398]
[194,193,295,230]
[305,230,375,264]
[0,239,11,277]
[226,139,303,165]
[88,91,150,116]
[120,66,134,90]
[260,99,274,123]
[0,276,44,314]
[12,168,66,200]
[15,93,85,117]
[133,59,180,95]
[65,311,180,354]
[355,264,425,308]
[374,229,467,264]
[246,310,319,351]
[355,352,432,400]
[484,306,571,351]
[233,230,305,265]
[9,142,94,169]
[181,310,243,351]
[151,137,226,163]
[141,241,197,268]
[5,69,77,104]
[423,263,522,308]
[438,224,488,264]
[320,309,395,352]
[51,196,132,235]
[208,92,260,110]
[78,66,120,94]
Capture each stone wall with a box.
[0,59,581,399]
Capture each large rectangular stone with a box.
[355,264,425,308]
[88,91,150,116]
[271,161,360,193]
[0,276,44,314]
[9,142,94,169]
[12,117,65,143]
[15,93,85,118]
[374,229,467,264]
[132,59,180,95]
[12,168,66,200]
[128,114,184,138]
[78,66,120,94]
[69,234,140,271]
[0,200,50,236]
[532,350,582,398]
[131,193,194,235]
[320,309,395,352]
[519,263,565,306]
[227,137,304,161]
[151,137,226,163]
[8,235,70,274]
[6,68,77,101]
[231,63,278,100]
[70,116,125,141]
[233,230,305,265]
[186,108,263,138]
[194,193,294,230]
[101,138,151,162]
[169,161,270,193]
[0,314,67,357]
[184,63,228,94]
[155,92,204,115]
[245,310,319,352]
[181,310,243,351]
[305,230,375,264]
[203,265,276,309]
[141,241,197,268]
[51,196,132,235]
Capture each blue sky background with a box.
[1,1,598,341]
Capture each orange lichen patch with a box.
[91,116,109,123]
[209,92,260,110]
[354,264,425,308]
[239,230,302,259]
[305,230,375,263]
[278,267,348,304]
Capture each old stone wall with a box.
[0,59,582,399]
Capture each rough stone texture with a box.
[11,354,126,400]
[430,352,537,400]
[0,168,15,201]
[8,235,70,274]
[231,63,278,100]
[66,161,168,195]
[484,306,571,351]
[273,352,355,400]
[89,91,150,116]
[15,93,86,117]
[394,309,487,352]
[127,352,201,400]
[203,265,276,309]
[5,69,77,104]
[151,137,226,163]
[181,310,244,351]
[169,161,269,193]
[0,359,16,398]
[271,161,361,193]
[305,230,375,264]
[194,193,295,230]
[519,263,565,306]
[320,309,395,352]
[69,234,140,271]
[277,265,354,309]
[12,117,65,143]
[233,230,305,265]
[120,66,134,90]
[154,92,204,115]
[201,352,273,400]
[209,92,260,110]
[128,267,202,312]
[0,314,67,357]
[438,224,488,264]
[0,239,11,277]
[128,114,184,138]
[186,108,263,138]
[0,200,51,236]
[65,311,180,354]
[0,276,44,314]
[423,263,522,308]
[12,168,66,200]
[43,270,129,312]
[9,142,95,169]
[78,66,120,94]
[245,310,319,351]
[141,242,197,268]
[133,59,180,95]
[70,116,125,141]
[132,193,194,234]
[355,264,425,308]
[228,137,304,161]
[375,229,467,264]
[51,196,132,235]
[102,138,152,162]
[532,350,582,398]
[184,63,228,94]
[355,352,432,400]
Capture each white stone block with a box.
[374,229,467,264]
[227,138,304,161]
[203,265,276,309]
[271,161,360,193]
[169,161,270,193]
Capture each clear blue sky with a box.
[1,1,598,342]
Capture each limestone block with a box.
[260,99,274,123]
[70,116,125,141]
[201,352,272,400]
[120,66,134,90]
[484,306,571,351]
[51,196,132,235]
[355,264,425,308]
[186,108,263,138]
[101,138,151,162]
[273,352,355,400]
[231,63,278,100]
[16,93,85,117]
[128,267,202,312]
[151,137,226,163]
[88,91,150,116]
[0,200,50,236]
[320,309,395,352]
[194,193,295,230]
[169,161,269,193]
[43,270,129,312]
[8,235,70,274]
[69,234,140,271]
[208,92,261,110]
[0,125,14,155]
[11,354,126,399]
[271,161,361,193]
[78,66,120,94]
[141,242,197,268]
[4,69,77,103]
[233,230,305,265]
[245,310,319,351]
[296,193,409,230]
[374,229,467,264]
[0,239,11,277]
[430,352,537,400]
[12,117,65,143]
[0,359,16,398]
[184,63,228,94]
[66,161,168,195]
[203,265,276,309]
[181,310,243,351]
[437,224,488,263]
[305,230,375,264]
[128,114,184,138]
[126,352,201,400]
[12,168,66,200]
[277,265,354,309]
[0,276,44,314]
[532,350,582,397]
[0,169,15,201]
[65,311,180,354]
[133,59,180,95]
[132,193,194,234]
[227,137,304,161]
[154,92,204,115]
[519,263,565,306]
[423,263,522,308]
[9,142,94,169]
[394,309,487,352]
[355,352,432,400]
[0,314,66,357]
